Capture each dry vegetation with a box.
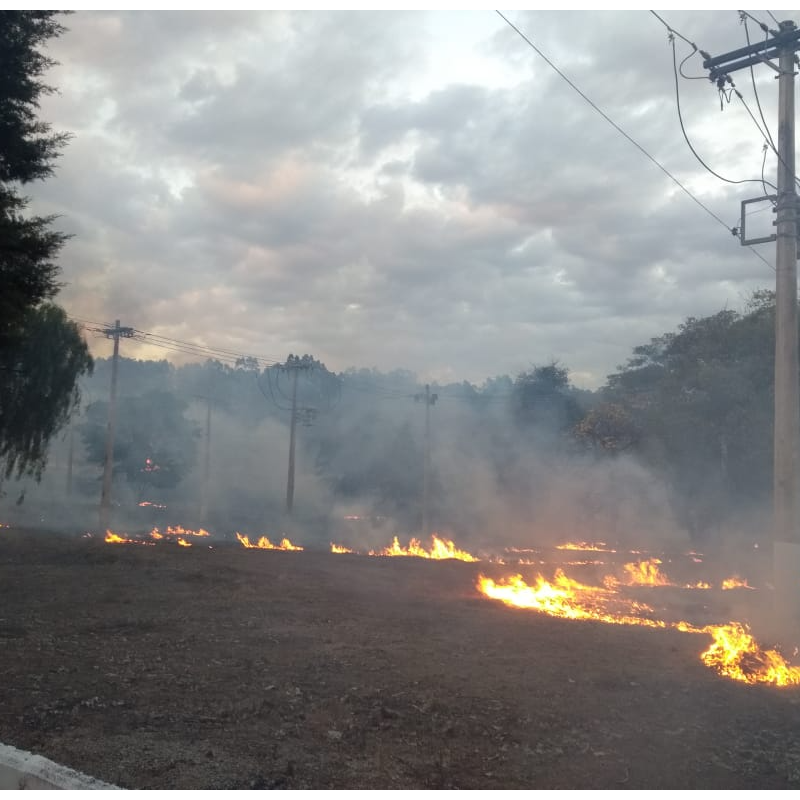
[1,528,800,790]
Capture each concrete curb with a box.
[0,742,120,790]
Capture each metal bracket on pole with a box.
[739,196,800,256]
[739,196,777,246]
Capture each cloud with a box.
[26,9,780,387]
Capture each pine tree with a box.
[0,12,93,480]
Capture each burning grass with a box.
[99,523,796,687]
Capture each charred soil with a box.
[1,529,800,790]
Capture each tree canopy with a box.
[0,303,92,480]
[0,11,93,483]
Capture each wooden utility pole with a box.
[99,320,133,531]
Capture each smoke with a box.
[427,399,690,554]
[5,355,771,578]
[186,408,336,540]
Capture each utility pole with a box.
[282,356,312,516]
[99,319,134,531]
[199,396,213,525]
[66,420,74,497]
[414,384,438,535]
[706,20,800,624]
[774,22,800,614]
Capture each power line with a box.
[71,313,285,369]
[738,9,776,34]
[741,13,776,150]
[650,11,699,50]
[495,10,775,272]
[667,32,777,191]
[132,329,283,367]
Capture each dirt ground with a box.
[2,527,800,790]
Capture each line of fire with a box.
[82,523,794,687]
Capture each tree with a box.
[0,303,92,480]
[0,12,89,483]
[512,361,583,441]
[599,300,780,540]
[0,11,71,352]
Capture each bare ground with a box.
[1,527,800,790]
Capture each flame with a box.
[556,541,617,553]
[105,527,209,546]
[477,572,799,686]
[369,534,479,562]
[477,571,682,629]
[162,525,210,538]
[701,623,800,686]
[235,533,304,551]
[606,559,711,590]
[104,530,154,546]
[620,558,671,586]
[721,576,754,590]
[138,501,167,509]
[331,543,355,554]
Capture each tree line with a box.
[0,12,784,545]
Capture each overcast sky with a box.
[30,7,794,388]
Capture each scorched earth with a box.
[1,526,800,789]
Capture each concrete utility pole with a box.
[282,356,312,516]
[99,320,134,531]
[706,20,800,623]
[773,23,800,611]
[200,396,213,525]
[414,384,438,535]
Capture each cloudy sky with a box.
[30,6,793,388]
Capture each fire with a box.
[477,572,681,629]
[477,572,799,686]
[721,576,753,590]
[235,533,304,551]
[556,541,617,553]
[104,530,154,546]
[160,525,210,538]
[606,559,711,590]
[619,558,671,586]
[369,534,479,562]
[104,526,211,546]
[331,543,354,554]
[701,623,800,686]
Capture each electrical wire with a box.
[739,9,774,34]
[732,90,800,193]
[650,11,698,49]
[741,14,776,150]
[760,143,773,199]
[496,11,775,272]
[669,35,777,191]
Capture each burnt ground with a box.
[1,528,800,790]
